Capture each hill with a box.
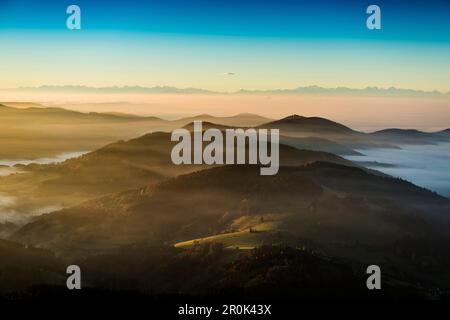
[182,120,362,156]
[74,244,425,300]
[258,115,400,150]
[0,102,163,123]
[0,104,272,159]
[0,131,354,224]
[13,162,450,268]
[370,128,450,145]
[259,115,450,150]
[182,121,233,131]
[0,242,431,300]
[175,113,272,128]
[0,239,64,293]
[0,103,167,159]
[260,114,355,134]
[1,105,444,160]
[279,136,362,156]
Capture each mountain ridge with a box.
[261,114,356,134]
[6,85,450,97]
[12,162,450,261]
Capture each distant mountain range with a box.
[0,103,272,159]
[238,86,450,97]
[4,85,450,97]
[0,103,272,126]
[1,102,449,160]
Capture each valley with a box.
[1,106,450,299]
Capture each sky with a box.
[0,0,449,91]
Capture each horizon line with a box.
[1,85,449,97]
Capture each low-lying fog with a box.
[0,151,88,167]
[1,143,450,230]
[0,151,87,228]
[0,192,63,224]
[346,143,450,198]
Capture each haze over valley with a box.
[0,100,449,300]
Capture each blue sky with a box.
[1,0,449,42]
[0,0,449,91]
